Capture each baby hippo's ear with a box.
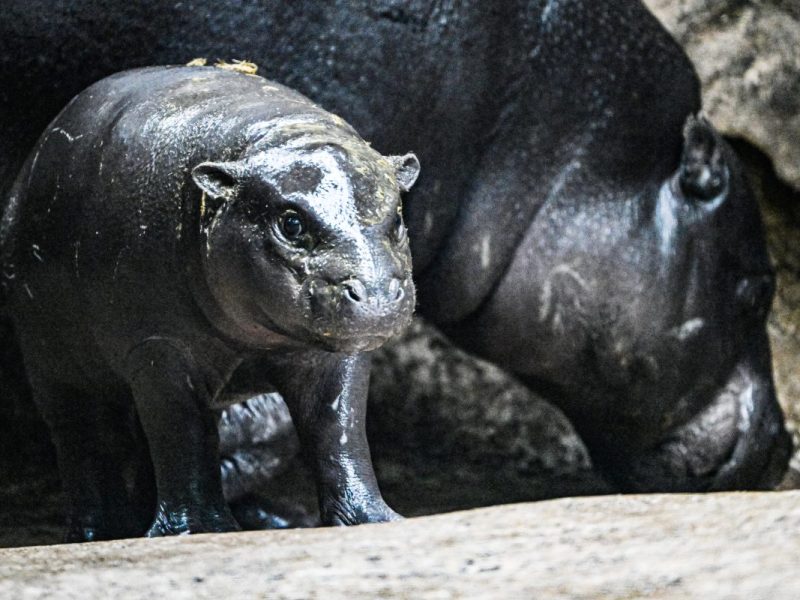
[388,153,421,192]
[678,115,728,201]
[192,161,246,222]
[192,161,244,200]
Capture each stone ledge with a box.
[1,491,798,599]
[645,0,800,191]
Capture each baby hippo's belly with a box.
[211,357,280,410]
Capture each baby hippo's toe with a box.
[322,496,403,526]
[146,501,241,537]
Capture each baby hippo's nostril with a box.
[388,278,404,303]
[342,279,367,303]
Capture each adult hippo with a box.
[0,0,790,494]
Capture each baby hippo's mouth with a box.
[315,332,397,353]
[304,275,415,353]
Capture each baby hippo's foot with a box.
[146,501,241,536]
[230,495,319,529]
[321,495,402,526]
[64,510,144,543]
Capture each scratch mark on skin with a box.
[31,244,44,263]
[738,379,755,433]
[73,240,81,278]
[552,311,563,334]
[534,158,582,218]
[541,0,556,25]
[656,182,678,258]
[27,148,42,190]
[97,139,105,177]
[423,210,434,236]
[479,234,491,270]
[113,249,124,281]
[52,127,84,143]
[23,283,34,299]
[330,394,341,412]
[539,263,591,323]
[670,318,705,341]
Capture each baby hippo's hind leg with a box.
[230,495,319,530]
[126,338,240,536]
[28,373,151,542]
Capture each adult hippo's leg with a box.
[589,333,791,492]
[706,341,791,491]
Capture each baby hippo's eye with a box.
[280,211,305,240]
[275,209,316,251]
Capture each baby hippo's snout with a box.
[342,277,405,305]
[308,274,415,351]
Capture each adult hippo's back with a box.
[0,0,789,490]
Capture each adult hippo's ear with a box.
[191,161,245,220]
[678,115,728,201]
[387,153,421,192]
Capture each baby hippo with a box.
[0,66,420,540]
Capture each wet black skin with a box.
[0,0,789,512]
[0,67,420,540]
[444,116,788,491]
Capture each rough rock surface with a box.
[645,0,800,191]
[1,491,798,599]
[370,321,589,476]
[369,320,610,514]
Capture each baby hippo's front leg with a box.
[274,352,400,526]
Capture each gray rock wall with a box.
[645,0,800,189]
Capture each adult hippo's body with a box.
[0,0,790,491]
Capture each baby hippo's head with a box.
[193,117,420,352]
